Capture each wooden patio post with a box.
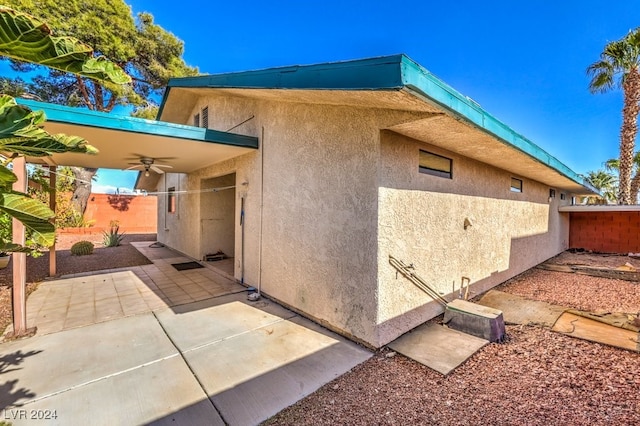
[12,156,27,335]
[49,166,56,276]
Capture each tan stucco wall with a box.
[157,95,262,285]
[200,173,236,258]
[375,131,571,346]
[158,93,574,348]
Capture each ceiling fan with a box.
[125,156,173,176]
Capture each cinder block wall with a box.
[569,211,640,253]
[79,193,157,233]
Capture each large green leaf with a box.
[0,6,131,85]
[0,241,32,253]
[0,95,98,156]
[0,93,45,137]
[0,191,55,246]
[0,164,17,189]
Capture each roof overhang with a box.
[559,205,640,212]
[14,99,259,174]
[160,54,596,195]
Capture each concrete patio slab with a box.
[2,290,372,425]
[169,300,372,426]
[0,314,177,410]
[388,323,488,375]
[1,241,374,425]
[154,293,297,352]
[6,356,224,426]
[477,290,566,327]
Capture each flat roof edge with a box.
[559,205,640,212]
[17,98,258,149]
[166,55,407,90]
[397,56,596,194]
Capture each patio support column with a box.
[49,165,56,276]
[12,156,27,335]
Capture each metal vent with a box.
[202,106,209,128]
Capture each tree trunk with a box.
[70,167,97,215]
[618,68,640,204]
[631,172,640,204]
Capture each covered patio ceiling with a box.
[16,99,259,174]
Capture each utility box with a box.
[444,299,506,342]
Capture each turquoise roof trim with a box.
[17,99,258,149]
[162,54,595,193]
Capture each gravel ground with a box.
[0,233,157,335]
[265,256,640,426]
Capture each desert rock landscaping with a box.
[265,252,640,425]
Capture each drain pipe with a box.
[257,126,265,299]
[240,195,245,284]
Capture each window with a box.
[560,193,566,200]
[193,113,200,127]
[201,106,209,128]
[549,189,556,199]
[168,187,176,213]
[419,150,452,179]
[510,177,523,193]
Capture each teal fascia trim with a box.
[17,99,258,149]
[396,56,596,193]
[159,54,594,193]
[167,55,405,90]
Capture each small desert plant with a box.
[103,224,125,247]
[70,240,94,256]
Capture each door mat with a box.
[171,261,205,271]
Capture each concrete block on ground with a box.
[444,299,505,342]
[388,323,488,375]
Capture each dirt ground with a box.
[0,233,157,335]
[265,254,640,426]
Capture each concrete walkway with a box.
[0,242,372,425]
[8,242,245,337]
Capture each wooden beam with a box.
[12,156,27,335]
[49,166,56,276]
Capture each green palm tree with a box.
[585,170,618,204]
[587,28,640,205]
[604,152,640,203]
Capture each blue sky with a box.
[12,1,640,191]
[123,0,636,179]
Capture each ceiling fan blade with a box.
[150,165,165,174]
[125,165,143,171]
[154,164,173,169]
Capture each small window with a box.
[419,150,452,179]
[193,113,200,127]
[549,189,556,198]
[560,193,566,200]
[168,187,176,213]
[201,106,209,128]
[510,177,523,193]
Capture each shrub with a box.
[103,225,125,247]
[70,241,94,256]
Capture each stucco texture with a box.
[158,93,573,348]
[376,132,571,346]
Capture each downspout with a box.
[240,195,245,284]
[258,126,265,297]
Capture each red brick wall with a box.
[64,193,157,233]
[569,211,640,254]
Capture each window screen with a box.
[419,150,452,179]
[511,178,523,193]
